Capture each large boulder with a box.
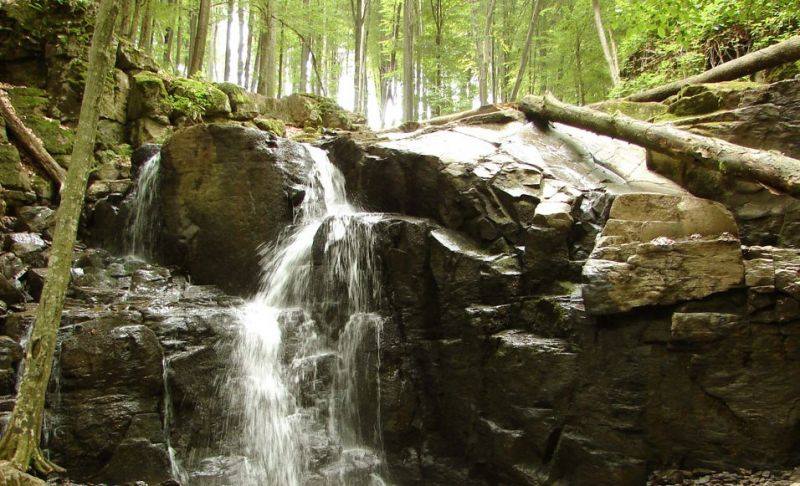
[159,123,311,293]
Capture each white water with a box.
[127,152,161,259]
[230,146,385,485]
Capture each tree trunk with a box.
[519,94,800,197]
[257,1,276,97]
[402,0,414,122]
[352,0,370,113]
[224,0,234,81]
[188,0,211,77]
[591,0,619,85]
[237,0,246,85]
[119,0,133,37]
[299,0,310,92]
[479,0,497,106]
[627,35,800,102]
[139,0,154,53]
[174,4,183,76]
[0,0,120,476]
[207,17,218,80]
[510,0,542,100]
[128,0,144,41]
[0,92,67,189]
[163,0,176,66]
[244,6,255,89]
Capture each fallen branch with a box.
[519,93,800,197]
[625,35,800,102]
[0,89,67,188]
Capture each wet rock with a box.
[16,206,55,237]
[159,123,311,293]
[5,232,48,267]
[583,193,744,314]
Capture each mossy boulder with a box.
[96,119,127,149]
[6,87,76,155]
[216,82,259,119]
[5,87,49,115]
[0,143,31,191]
[115,40,160,73]
[128,72,170,120]
[100,69,130,124]
[592,100,668,121]
[254,117,286,137]
[168,79,231,120]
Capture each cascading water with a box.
[126,151,161,259]
[228,146,385,485]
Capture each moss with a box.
[6,87,49,114]
[24,116,75,155]
[169,79,231,119]
[593,100,668,121]
[254,118,286,137]
[129,72,170,119]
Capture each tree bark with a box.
[244,5,255,89]
[0,91,67,188]
[479,0,497,106]
[257,1,276,97]
[510,0,542,100]
[0,0,120,476]
[237,0,246,85]
[519,94,800,197]
[591,0,619,85]
[224,0,234,81]
[402,0,414,122]
[626,35,800,102]
[188,0,211,77]
[139,0,154,53]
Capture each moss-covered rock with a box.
[592,100,668,121]
[216,82,259,119]
[0,143,31,191]
[168,79,231,120]
[100,69,130,124]
[96,119,127,149]
[254,117,286,137]
[115,40,160,73]
[6,88,77,155]
[127,72,170,120]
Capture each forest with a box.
[109,0,800,127]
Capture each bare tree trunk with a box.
[0,0,120,477]
[120,0,133,37]
[510,0,542,100]
[352,0,370,113]
[402,0,414,122]
[0,92,67,188]
[574,30,585,104]
[174,4,183,75]
[244,6,255,88]
[257,1,277,97]
[129,0,144,41]
[591,0,620,85]
[627,35,800,102]
[207,16,218,80]
[224,0,234,81]
[163,0,176,66]
[479,0,497,105]
[237,0,246,85]
[139,0,154,52]
[251,32,262,92]
[519,94,800,196]
[188,0,211,77]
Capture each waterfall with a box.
[228,146,385,485]
[127,151,161,259]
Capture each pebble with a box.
[649,468,795,485]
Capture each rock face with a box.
[324,119,800,485]
[582,193,744,314]
[159,124,312,293]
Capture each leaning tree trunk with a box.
[626,35,800,102]
[591,0,619,86]
[0,0,120,477]
[519,94,800,197]
[0,91,67,188]
[510,0,543,100]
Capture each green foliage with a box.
[168,79,219,120]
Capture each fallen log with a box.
[0,89,67,188]
[625,35,800,102]
[519,93,800,197]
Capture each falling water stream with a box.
[126,151,161,259]
[229,146,386,485]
